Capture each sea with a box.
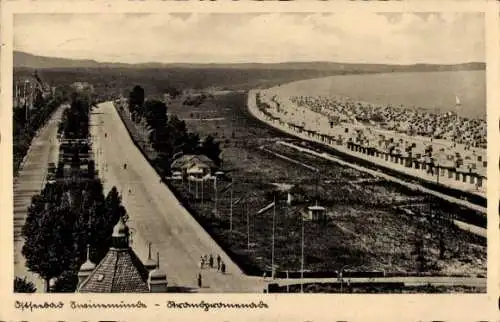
[271,70,486,120]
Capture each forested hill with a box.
[14,51,485,72]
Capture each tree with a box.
[56,161,64,178]
[22,205,77,292]
[88,160,96,178]
[83,186,126,262]
[33,90,45,110]
[201,135,221,166]
[14,277,37,293]
[144,99,167,124]
[105,186,122,213]
[129,85,145,117]
[184,132,201,154]
[71,151,81,169]
[51,270,78,292]
[164,86,181,99]
[167,115,188,146]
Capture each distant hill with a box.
[14,51,485,72]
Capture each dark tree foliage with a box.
[88,160,96,178]
[129,85,145,118]
[184,132,201,155]
[51,270,78,293]
[163,85,181,98]
[62,96,90,139]
[21,87,129,293]
[14,277,37,293]
[167,115,188,147]
[127,86,223,173]
[144,99,168,130]
[22,205,79,292]
[13,87,64,175]
[201,135,222,166]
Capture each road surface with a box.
[13,106,64,292]
[90,102,265,293]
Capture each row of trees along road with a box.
[18,91,127,293]
[127,85,222,175]
[13,83,67,175]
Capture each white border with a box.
[1,1,498,321]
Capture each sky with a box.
[14,12,485,65]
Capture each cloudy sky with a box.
[14,12,484,64]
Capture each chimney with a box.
[148,252,168,292]
[144,242,157,272]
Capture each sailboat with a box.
[455,95,461,108]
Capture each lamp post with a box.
[230,177,234,232]
[271,194,276,279]
[339,265,351,294]
[300,212,305,293]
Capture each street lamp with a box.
[339,264,352,294]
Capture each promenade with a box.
[90,102,264,293]
[13,107,64,292]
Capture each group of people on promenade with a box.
[288,95,486,150]
[200,253,226,273]
[197,253,226,288]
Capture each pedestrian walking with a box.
[221,262,226,274]
[197,273,202,288]
[200,256,205,269]
[209,254,214,268]
[217,254,221,268]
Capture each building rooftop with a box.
[171,154,216,170]
[77,248,150,293]
[77,217,157,293]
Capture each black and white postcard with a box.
[1,1,499,321]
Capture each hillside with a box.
[14,51,485,72]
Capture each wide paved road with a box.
[13,106,64,292]
[90,102,265,293]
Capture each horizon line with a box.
[14,50,486,67]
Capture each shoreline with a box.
[247,89,486,215]
[266,70,486,120]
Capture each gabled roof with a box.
[77,248,150,293]
[171,154,216,169]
